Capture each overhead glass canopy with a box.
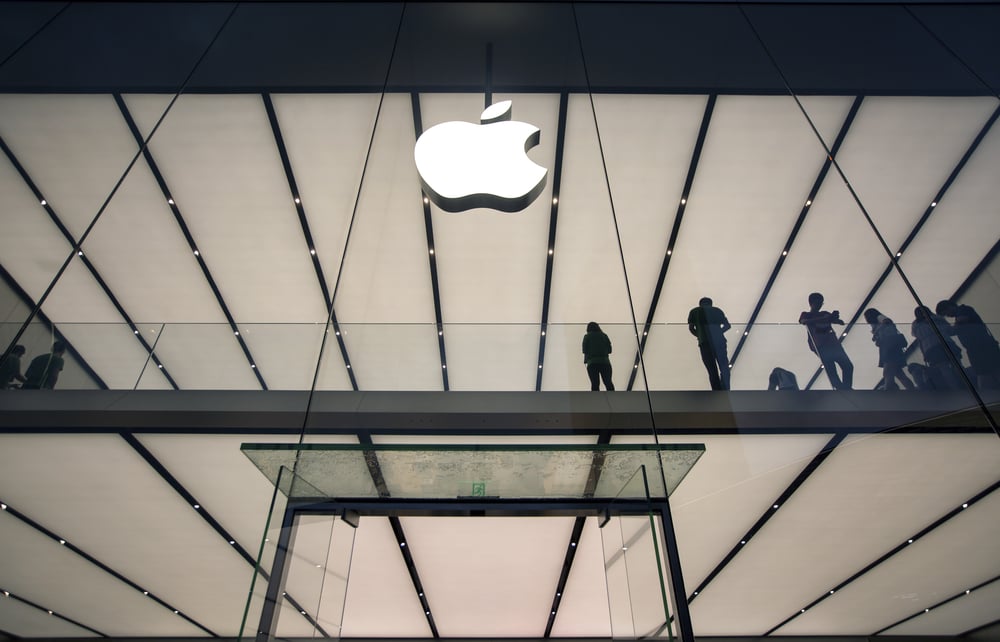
[241,443,705,500]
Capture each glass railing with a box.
[2,321,998,399]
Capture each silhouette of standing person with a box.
[799,293,853,390]
[582,322,614,391]
[0,345,27,389]
[687,297,731,390]
[863,308,914,391]
[936,300,1000,390]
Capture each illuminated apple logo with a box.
[414,100,548,213]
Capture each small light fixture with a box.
[782,250,788,256]
[538,365,542,369]
[400,542,406,547]
[924,608,930,613]
[157,364,163,369]
[801,609,806,613]
[59,539,65,545]
[962,503,968,508]
[194,504,200,509]
[40,199,47,206]
[234,331,239,336]
[251,364,256,369]
[429,248,434,255]
[77,251,83,256]
[316,564,322,568]
[622,546,628,552]
[931,202,937,207]
[548,248,553,255]
[829,590,834,594]
[966,589,971,594]
[335,331,341,336]
[143,591,148,595]
[805,200,812,206]
[740,540,746,545]
[693,591,698,596]
[552,611,556,615]
[423,197,429,205]
[1,504,6,510]
[541,330,546,336]
[552,197,558,205]
[745,331,750,336]
[229,540,235,545]
[346,364,351,369]
[908,539,914,544]
[773,504,778,509]
[680,198,686,205]
[667,249,672,255]
[310,249,316,255]
[174,610,179,614]
[438,330,443,336]
[896,251,902,257]
[442,364,446,369]
[168,199,174,205]
[133,330,139,335]
[570,542,577,547]
[48,610,53,615]
[294,197,301,204]
[425,611,430,615]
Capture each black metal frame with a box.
[255,496,695,642]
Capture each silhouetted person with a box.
[863,308,914,391]
[22,341,67,390]
[582,322,614,391]
[0,345,27,389]
[936,300,1000,390]
[768,367,799,390]
[912,306,963,390]
[688,297,731,390]
[799,292,853,390]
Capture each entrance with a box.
[239,444,704,642]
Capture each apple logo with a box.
[414,100,548,213]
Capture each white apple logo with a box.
[414,100,548,213]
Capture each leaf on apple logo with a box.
[481,100,512,124]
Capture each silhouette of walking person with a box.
[936,300,1000,390]
[799,293,853,390]
[863,308,914,391]
[687,297,731,390]
[22,341,67,390]
[912,306,963,390]
[582,322,614,391]
[0,345,27,389]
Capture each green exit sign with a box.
[471,482,486,497]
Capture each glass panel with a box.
[242,444,705,501]
[602,466,673,640]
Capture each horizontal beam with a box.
[0,390,994,435]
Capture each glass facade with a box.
[0,2,998,639]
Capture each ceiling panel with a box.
[654,95,852,325]
[0,509,205,636]
[0,434,262,635]
[0,94,142,240]
[333,93,435,323]
[688,434,1000,635]
[80,153,230,324]
[0,593,98,638]
[550,517,612,637]
[547,95,634,325]
[270,93,382,299]
[828,97,997,251]
[336,323,441,391]
[615,433,833,588]
[895,104,1000,305]
[591,94,708,325]
[400,516,574,637]
[777,490,1000,635]
[884,577,1000,636]
[124,93,327,323]
[133,323,260,390]
[341,516,432,637]
[237,322,326,391]
[444,323,539,391]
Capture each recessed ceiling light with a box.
[40,199,47,206]
[552,197,558,205]
[931,202,937,207]
[805,200,812,206]
[294,197,301,204]
[962,503,968,508]
[168,199,174,205]
[680,198,686,205]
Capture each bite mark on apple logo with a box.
[414,100,548,213]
